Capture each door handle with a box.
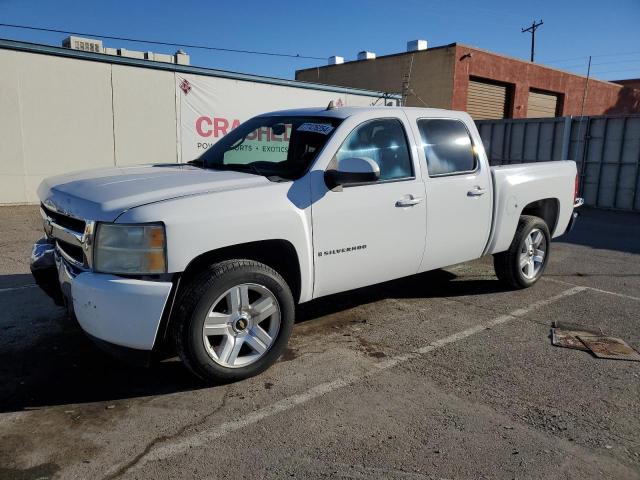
[467,186,487,197]
[396,196,423,207]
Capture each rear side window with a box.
[417,119,476,176]
[335,118,413,181]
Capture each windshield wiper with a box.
[186,158,205,168]
[233,163,263,176]
[204,163,264,177]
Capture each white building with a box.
[0,38,399,204]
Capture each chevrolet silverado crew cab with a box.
[31,106,583,382]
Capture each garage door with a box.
[467,79,508,120]
[527,90,560,118]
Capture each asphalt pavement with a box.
[0,205,638,480]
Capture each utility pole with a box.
[575,56,592,194]
[522,20,544,62]
[579,56,592,118]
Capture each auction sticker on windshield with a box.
[297,123,335,135]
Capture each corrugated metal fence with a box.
[476,115,640,212]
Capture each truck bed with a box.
[485,161,577,255]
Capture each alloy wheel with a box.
[201,283,281,368]
[520,228,547,280]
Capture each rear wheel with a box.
[494,215,550,289]
[174,260,295,382]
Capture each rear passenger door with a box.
[404,113,493,271]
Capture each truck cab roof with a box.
[260,106,471,121]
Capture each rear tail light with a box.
[574,174,579,202]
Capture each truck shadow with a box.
[296,268,505,324]
[0,316,203,414]
[557,207,640,255]
[0,269,503,413]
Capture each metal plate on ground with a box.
[552,329,589,350]
[552,321,601,334]
[551,322,603,351]
[577,335,640,362]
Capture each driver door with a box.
[311,115,426,298]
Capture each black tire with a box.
[493,215,551,289]
[174,259,295,383]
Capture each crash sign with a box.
[196,116,242,138]
[175,73,359,163]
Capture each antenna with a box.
[401,54,415,106]
[521,20,544,62]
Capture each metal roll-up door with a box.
[527,90,559,118]
[467,79,508,120]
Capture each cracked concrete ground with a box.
[0,206,638,479]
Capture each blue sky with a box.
[1,0,639,81]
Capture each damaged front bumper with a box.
[30,237,174,363]
[31,237,65,306]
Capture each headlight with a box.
[94,223,166,275]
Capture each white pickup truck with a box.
[31,106,582,381]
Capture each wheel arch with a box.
[153,239,302,355]
[179,239,302,303]
[486,196,561,256]
[520,198,560,235]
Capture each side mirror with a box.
[324,157,380,189]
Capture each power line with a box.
[541,50,640,65]
[588,67,640,75]
[545,57,640,70]
[409,88,429,108]
[0,22,327,60]
[591,57,640,67]
[543,56,590,65]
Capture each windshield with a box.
[198,116,343,180]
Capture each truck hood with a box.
[38,164,269,221]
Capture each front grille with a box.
[41,204,86,233]
[41,203,91,270]
[57,240,85,265]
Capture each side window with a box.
[335,118,413,181]
[417,119,476,176]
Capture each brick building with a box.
[296,42,640,119]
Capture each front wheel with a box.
[174,259,295,383]
[493,215,550,289]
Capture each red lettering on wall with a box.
[214,118,229,138]
[196,116,213,137]
[194,116,245,138]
